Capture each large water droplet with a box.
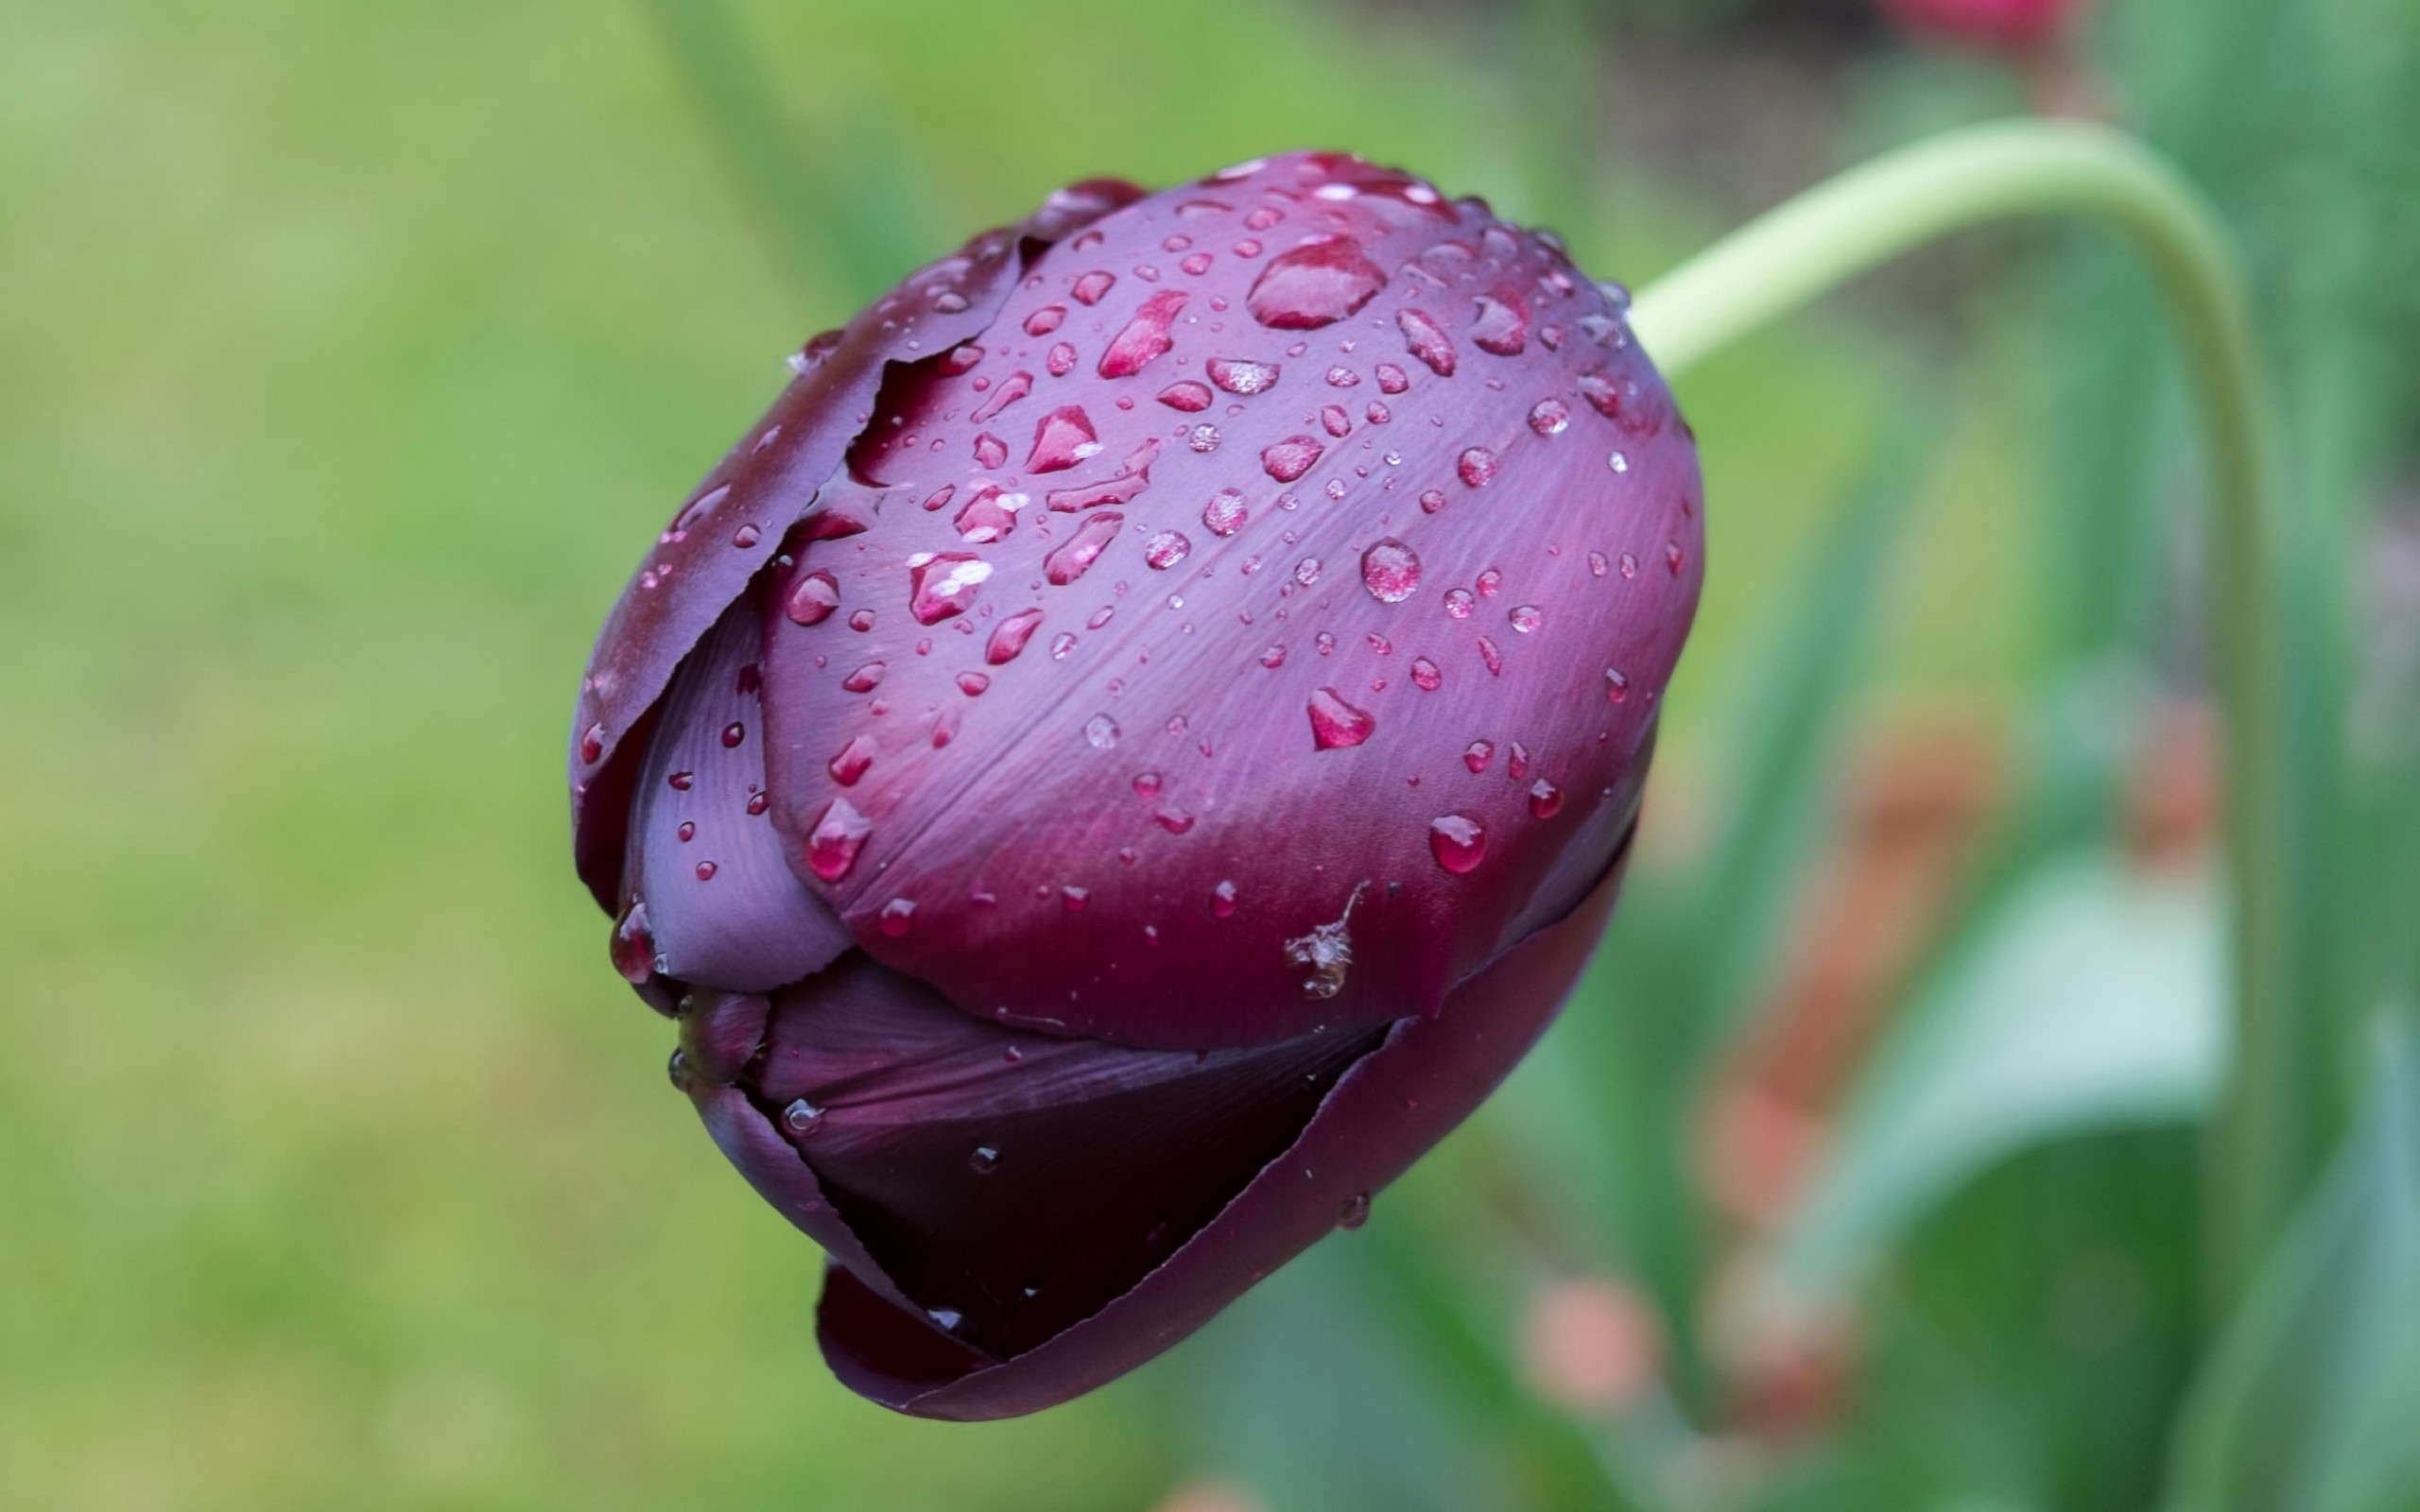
[1262,435,1324,483]
[1464,740,1494,773]
[908,553,993,624]
[1144,531,1192,569]
[952,485,1025,544]
[1457,446,1498,487]
[1045,511,1123,585]
[1529,779,1564,818]
[1443,587,1476,619]
[1098,290,1189,378]
[1470,291,1530,355]
[1508,603,1543,633]
[1157,381,1214,413]
[828,733,877,783]
[1307,688,1376,750]
[610,897,653,983]
[1529,398,1570,436]
[1604,668,1630,703]
[1429,814,1487,873]
[1360,538,1421,602]
[878,897,916,936]
[1026,405,1101,472]
[1397,308,1458,375]
[579,721,607,765]
[806,798,873,882]
[1245,236,1388,329]
[1071,269,1115,305]
[1084,713,1121,749]
[968,369,1032,424]
[1410,656,1443,691]
[1025,305,1066,335]
[987,608,1044,663]
[1206,357,1280,394]
[1201,488,1249,537]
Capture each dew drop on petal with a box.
[1158,381,1214,413]
[986,607,1045,663]
[1211,879,1239,918]
[878,897,917,936]
[1083,713,1120,749]
[1359,538,1421,603]
[1307,688,1376,750]
[1202,488,1249,537]
[1245,236,1388,329]
[1529,780,1564,818]
[805,798,873,882]
[1410,657,1443,692]
[1428,814,1487,873]
[1508,604,1542,634]
[1045,511,1124,585]
[1144,531,1192,569]
[1262,436,1324,483]
[1458,446,1497,487]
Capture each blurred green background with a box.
[3,0,2415,1508]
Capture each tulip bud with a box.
[569,152,1703,1418]
[1878,0,2085,52]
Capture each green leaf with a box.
[2166,1031,2420,1512]
[1779,850,2223,1294]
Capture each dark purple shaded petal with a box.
[569,179,1144,909]
[754,151,1700,1050]
[740,954,1383,1359]
[619,595,852,994]
[820,828,1638,1418]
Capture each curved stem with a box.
[1630,119,2298,1309]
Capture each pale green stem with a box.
[1630,119,2297,1310]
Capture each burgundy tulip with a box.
[1879,0,2085,51]
[567,152,1703,1418]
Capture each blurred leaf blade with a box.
[1780,849,2224,1295]
[2167,1029,2420,1512]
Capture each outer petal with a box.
[568,180,1145,909]
[756,152,1700,1048]
[816,823,1638,1418]
[727,953,1386,1361]
[613,594,854,997]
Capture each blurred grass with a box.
[0,0,2146,1507]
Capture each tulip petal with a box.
[734,953,1385,1361]
[819,825,1638,1418]
[569,179,1145,909]
[616,596,854,995]
[753,152,1700,1050]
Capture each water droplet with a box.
[828,733,877,783]
[805,798,873,882]
[1181,251,1214,275]
[1188,423,1222,453]
[1156,810,1196,834]
[1588,550,1609,577]
[1475,568,1503,598]
[987,608,1045,663]
[1508,604,1542,633]
[908,553,994,624]
[1307,688,1376,749]
[1062,885,1091,912]
[1666,541,1685,576]
[677,821,695,842]
[1025,305,1066,335]
[1529,779,1564,817]
[1410,657,1443,691]
[973,433,1008,469]
[878,897,916,936]
[1619,551,1639,579]
[720,721,746,748]
[1246,236,1387,328]
[1084,713,1120,749]
[1071,269,1115,305]
[1360,538,1421,602]
[1507,742,1530,780]
[732,523,761,548]
[746,792,769,816]
[1470,291,1530,355]
[1045,511,1123,585]
[782,1098,824,1135]
[1201,488,1249,537]
[1529,397,1570,435]
[1464,741,1494,773]
[1211,880,1239,917]
[956,671,990,696]
[1292,557,1322,588]
[1608,451,1631,473]
[579,721,607,765]
[1337,1192,1372,1229]
[1321,404,1352,438]
[1262,435,1324,483]
[1443,587,1476,619]
[1457,446,1497,487]
[1046,341,1078,377]
[1418,488,1447,515]
[969,1144,1000,1174]
[1260,644,1288,668]
[666,770,693,791]
[1026,405,1101,472]
[610,897,654,982]
[1429,814,1487,873]
[1050,631,1079,660]
[849,608,875,632]
[689,858,715,882]
[1374,362,1409,394]
[1315,631,1338,656]
[1478,636,1503,675]
[1098,290,1189,378]
[1144,531,1192,570]
[1397,308,1458,375]
[1604,668,1630,703]
[1157,380,1214,412]
[1206,357,1280,394]
[969,369,1032,424]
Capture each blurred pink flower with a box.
[1879,0,2085,52]
[1519,1276,1663,1416]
